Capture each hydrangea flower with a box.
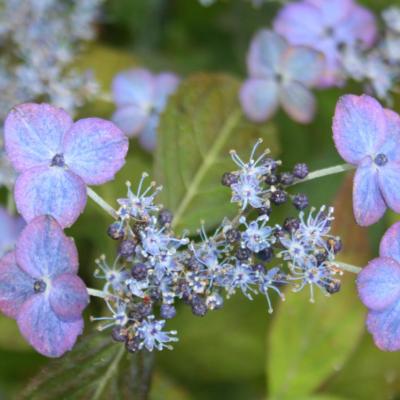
[357,221,400,351]
[5,103,128,228]
[0,207,24,257]
[112,69,180,151]
[332,94,400,226]
[0,216,88,357]
[240,30,324,124]
[274,0,377,87]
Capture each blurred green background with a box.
[1,0,399,399]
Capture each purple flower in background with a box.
[0,207,24,257]
[112,68,180,151]
[240,30,324,124]
[274,0,377,87]
[333,94,400,226]
[4,103,128,228]
[0,216,88,357]
[357,222,400,351]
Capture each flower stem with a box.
[291,163,355,186]
[87,287,107,298]
[336,261,362,274]
[132,351,155,400]
[87,187,117,219]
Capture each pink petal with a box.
[17,294,84,358]
[16,216,79,279]
[14,166,87,228]
[4,103,72,173]
[357,257,400,311]
[63,118,129,185]
[332,94,387,164]
[380,222,400,263]
[352,158,386,226]
[0,252,34,318]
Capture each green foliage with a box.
[155,73,279,233]
[267,280,364,399]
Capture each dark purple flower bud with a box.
[279,172,295,185]
[131,263,148,280]
[265,157,278,172]
[136,301,153,318]
[293,163,309,179]
[160,304,176,319]
[256,247,273,262]
[283,217,300,233]
[292,193,309,210]
[118,239,136,258]
[158,209,173,225]
[265,174,278,185]
[221,172,239,187]
[236,247,251,260]
[125,337,141,353]
[324,278,341,294]
[107,222,125,240]
[327,237,342,254]
[191,296,207,317]
[111,326,126,342]
[225,228,241,244]
[252,263,265,273]
[315,251,328,265]
[258,206,272,216]
[149,288,162,302]
[271,190,287,205]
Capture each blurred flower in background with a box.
[112,69,180,151]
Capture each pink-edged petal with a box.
[112,69,154,108]
[357,257,400,311]
[306,0,352,25]
[139,115,159,152]
[63,118,129,185]
[112,105,149,137]
[15,166,87,228]
[4,103,73,173]
[274,3,323,44]
[17,294,84,357]
[378,165,400,213]
[377,109,400,163]
[366,299,400,352]
[332,94,387,164]
[239,79,279,123]
[353,158,386,226]
[16,216,78,279]
[281,46,325,86]
[0,207,24,257]
[0,252,34,318]
[153,73,180,112]
[380,222,400,263]
[49,274,88,322]
[279,82,315,123]
[247,30,288,78]
[335,5,377,48]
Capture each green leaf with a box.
[0,316,30,351]
[267,278,364,399]
[155,73,279,233]
[20,335,130,400]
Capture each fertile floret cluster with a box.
[92,142,343,352]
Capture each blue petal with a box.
[333,95,387,164]
[112,69,154,108]
[17,294,84,357]
[63,118,129,185]
[49,274,88,321]
[357,257,400,311]
[0,207,24,257]
[4,103,72,173]
[380,222,400,263]
[112,105,149,137]
[16,216,79,279]
[353,158,386,226]
[367,298,400,351]
[247,30,288,78]
[281,46,325,86]
[378,164,400,214]
[279,81,316,123]
[239,78,279,122]
[14,166,87,228]
[0,252,34,318]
